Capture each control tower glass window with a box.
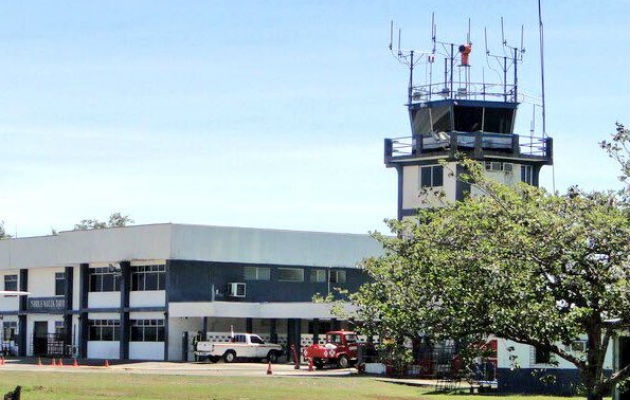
[454,106,483,132]
[411,106,452,136]
[411,108,432,135]
[431,106,452,133]
[484,108,514,133]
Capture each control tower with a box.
[384,22,553,220]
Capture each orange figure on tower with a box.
[459,43,472,66]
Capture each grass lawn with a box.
[0,371,582,400]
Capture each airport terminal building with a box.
[0,223,382,361]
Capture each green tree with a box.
[353,138,630,400]
[0,220,11,239]
[74,212,134,230]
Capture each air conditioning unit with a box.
[503,163,513,173]
[227,282,246,298]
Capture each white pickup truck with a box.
[194,333,283,363]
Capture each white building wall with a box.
[0,224,173,269]
[129,342,163,360]
[168,317,200,361]
[497,338,614,370]
[0,270,19,312]
[402,162,458,210]
[88,292,119,308]
[88,342,120,360]
[129,291,165,307]
[28,267,63,297]
[72,266,81,311]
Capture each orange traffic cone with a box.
[308,357,313,372]
[51,358,56,367]
[0,356,5,366]
[58,358,64,367]
[73,358,78,367]
[37,357,42,366]
[104,359,110,367]
[266,361,272,375]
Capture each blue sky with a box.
[0,1,628,237]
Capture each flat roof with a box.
[0,223,383,270]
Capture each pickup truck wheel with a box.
[223,351,237,363]
[337,355,349,369]
[267,351,279,364]
[314,359,324,370]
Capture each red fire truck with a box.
[303,330,361,369]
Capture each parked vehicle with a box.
[194,333,283,363]
[303,330,361,369]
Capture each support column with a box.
[78,263,89,358]
[269,319,277,343]
[202,317,208,339]
[17,269,28,356]
[119,261,131,360]
[312,319,320,344]
[246,318,253,334]
[287,318,302,361]
[63,266,74,356]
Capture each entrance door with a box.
[33,321,48,356]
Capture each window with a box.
[130,319,165,342]
[310,270,326,283]
[55,272,66,296]
[329,270,346,284]
[4,275,17,292]
[244,266,271,281]
[278,268,304,282]
[250,335,264,344]
[54,321,65,339]
[2,322,17,341]
[419,165,444,188]
[131,265,165,291]
[89,268,120,292]
[521,165,534,185]
[534,346,551,364]
[88,319,120,341]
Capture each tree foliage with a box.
[73,212,134,231]
[0,221,11,239]
[353,125,630,400]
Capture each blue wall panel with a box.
[167,260,368,303]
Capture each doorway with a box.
[32,321,48,356]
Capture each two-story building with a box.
[0,223,382,361]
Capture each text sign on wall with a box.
[27,297,65,313]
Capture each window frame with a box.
[244,266,271,281]
[131,264,166,291]
[89,267,120,292]
[521,165,534,185]
[277,268,304,282]
[88,319,120,342]
[55,272,66,296]
[130,319,165,342]
[329,270,347,284]
[2,321,17,341]
[419,165,444,188]
[310,269,326,283]
[4,274,18,292]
